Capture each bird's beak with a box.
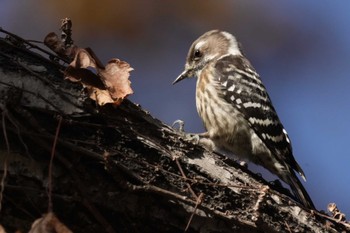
[173,69,190,85]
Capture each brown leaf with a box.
[84,47,105,69]
[64,48,105,89]
[327,203,347,222]
[44,19,77,59]
[0,225,6,233]
[44,32,77,59]
[65,67,105,89]
[87,87,114,106]
[44,32,65,56]
[29,212,73,233]
[70,48,96,69]
[65,48,133,106]
[99,59,134,105]
[68,48,104,70]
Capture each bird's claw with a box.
[172,120,200,143]
[184,133,200,144]
[184,133,215,151]
[172,119,200,143]
[172,119,185,133]
[172,120,214,150]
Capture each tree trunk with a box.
[0,31,347,233]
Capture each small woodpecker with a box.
[173,30,314,209]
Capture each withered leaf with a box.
[65,48,133,106]
[44,32,65,56]
[99,59,134,102]
[44,32,77,59]
[87,87,114,106]
[0,225,6,233]
[64,48,105,89]
[65,66,105,90]
[70,48,104,70]
[84,47,105,69]
[29,212,73,233]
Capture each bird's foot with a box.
[184,133,201,144]
[185,133,215,151]
[172,120,215,150]
[172,119,185,133]
[172,119,201,142]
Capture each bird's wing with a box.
[213,55,304,176]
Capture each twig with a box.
[0,80,64,114]
[175,157,198,199]
[3,195,36,219]
[328,203,346,222]
[27,131,118,233]
[0,47,83,113]
[56,154,118,233]
[15,58,81,109]
[131,183,257,229]
[0,125,102,161]
[0,27,70,64]
[4,109,32,158]
[0,109,9,212]
[47,116,63,212]
[252,185,269,222]
[284,220,292,233]
[314,210,350,229]
[185,193,204,232]
[81,198,118,233]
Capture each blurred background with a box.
[1,0,349,215]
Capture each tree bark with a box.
[0,31,347,233]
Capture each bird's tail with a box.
[287,172,315,209]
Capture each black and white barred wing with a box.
[214,55,293,159]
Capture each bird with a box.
[173,30,315,209]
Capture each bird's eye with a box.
[194,49,202,59]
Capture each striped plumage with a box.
[173,30,314,209]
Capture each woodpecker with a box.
[173,30,314,209]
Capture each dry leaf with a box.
[328,203,346,222]
[60,18,74,48]
[44,18,77,60]
[99,59,134,102]
[84,47,105,69]
[45,19,133,106]
[29,212,73,233]
[44,32,77,59]
[64,48,105,88]
[44,32,65,56]
[69,48,103,70]
[87,87,114,106]
[64,48,133,106]
[65,67,105,89]
[0,225,6,233]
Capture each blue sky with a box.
[1,0,350,216]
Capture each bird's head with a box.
[173,30,242,84]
